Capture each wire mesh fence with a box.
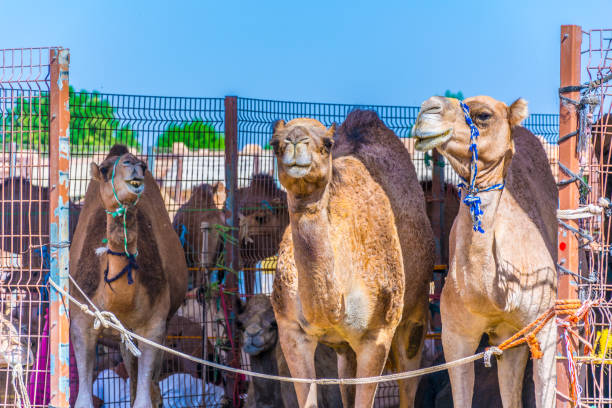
[0,47,55,407]
[574,28,612,407]
[0,46,568,408]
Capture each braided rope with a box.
[457,101,505,233]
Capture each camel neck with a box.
[287,187,343,324]
[452,188,503,278]
[105,210,138,255]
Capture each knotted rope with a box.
[103,248,139,285]
[457,101,505,233]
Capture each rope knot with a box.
[483,347,503,368]
[526,333,543,359]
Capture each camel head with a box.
[237,174,288,263]
[270,119,336,197]
[412,96,528,185]
[90,147,147,213]
[236,294,277,356]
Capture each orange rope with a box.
[496,299,589,359]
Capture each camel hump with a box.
[106,144,130,159]
[339,109,386,142]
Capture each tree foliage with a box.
[444,90,464,100]
[156,120,224,151]
[1,87,140,152]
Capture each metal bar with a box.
[48,48,70,408]
[557,25,581,408]
[431,150,444,264]
[223,95,241,406]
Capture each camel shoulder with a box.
[272,226,297,317]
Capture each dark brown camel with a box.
[70,144,188,408]
[174,174,288,294]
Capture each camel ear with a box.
[323,123,336,151]
[90,162,106,181]
[212,182,227,210]
[508,98,528,128]
[270,196,284,214]
[273,120,286,134]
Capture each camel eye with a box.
[476,112,492,122]
[255,215,266,225]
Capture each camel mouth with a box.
[413,128,453,151]
[242,335,268,355]
[125,179,145,194]
[285,163,311,178]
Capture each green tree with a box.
[444,90,464,100]
[156,120,224,151]
[1,87,141,152]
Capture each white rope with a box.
[0,316,31,407]
[49,279,502,386]
[557,204,604,220]
[557,197,610,220]
[67,275,141,357]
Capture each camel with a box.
[236,174,288,294]
[271,110,434,407]
[412,95,558,408]
[237,294,342,408]
[70,144,188,408]
[175,174,288,294]
[172,182,227,286]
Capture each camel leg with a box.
[389,319,425,408]
[532,320,556,408]
[353,331,393,408]
[336,345,357,407]
[441,319,482,408]
[491,327,529,408]
[71,312,99,408]
[120,342,139,406]
[132,322,166,408]
[277,320,318,407]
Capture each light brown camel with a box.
[70,144,188,408]
[271,111,434,407]
[413,96,557,408]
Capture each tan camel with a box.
[70,145,188,408]
[271,111,434,407]
[413,96,557,408]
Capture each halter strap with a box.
[103,249,139,286]
[458,101,505,233]
[104,157,141,256]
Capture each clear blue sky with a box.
[1,0,611,113]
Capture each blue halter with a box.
[457,101,505,234]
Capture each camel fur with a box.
[271,111,434,407]
[70,144,188,408]
[413,95,558,408]
[237,294,342,408]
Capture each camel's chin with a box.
[285,164,311,179]
[126,183,145,195]
[414,129,452,152]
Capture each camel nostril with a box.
[420,97,445,115]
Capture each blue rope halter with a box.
[457,101,505,234]
[103,157,142,285]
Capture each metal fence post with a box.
[224,95,242,406]
[431,150,445,264]
[49,48,71,408]
[557,25,581,408]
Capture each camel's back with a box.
[333,110,434,305]
[505,126,558,262]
